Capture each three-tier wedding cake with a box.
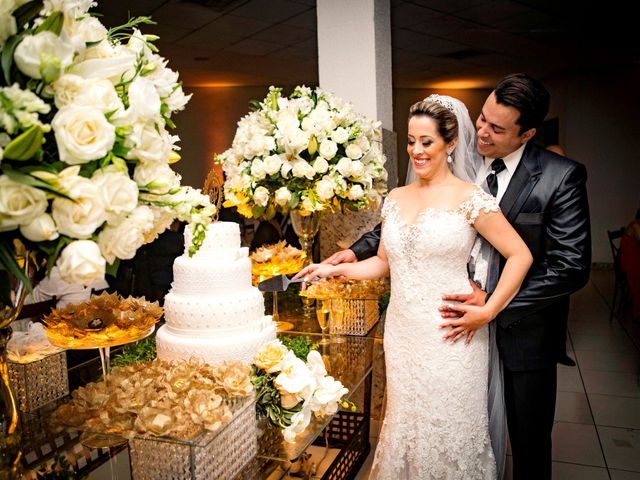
[156,222,276,364]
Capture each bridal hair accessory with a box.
[425,94,456,113]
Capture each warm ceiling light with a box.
[427,79,491,89]
[190,82,244,87]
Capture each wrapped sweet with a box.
[42,292,162,348]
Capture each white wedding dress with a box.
[369,186,498,480]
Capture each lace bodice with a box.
[370,185,498,480]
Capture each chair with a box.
[607,228,630,321]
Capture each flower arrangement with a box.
[0,1,215,291]
[252,338,351,443]
[216,86,388,219]
[50,358,253,440]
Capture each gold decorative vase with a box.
[0,251,31,479]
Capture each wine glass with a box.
[330,298,346,343]
[315,298,331,345]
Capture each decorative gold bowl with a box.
[42,292,162,349]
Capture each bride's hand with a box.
[293,263,341,281]
[439,304,496,345]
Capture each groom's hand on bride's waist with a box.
[439,279,487,319]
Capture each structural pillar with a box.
[316,0,397,258]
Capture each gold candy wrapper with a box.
[250,241,306,284]
[42,292,162,349]
[301,278,390,300]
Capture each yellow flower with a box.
[254,340,289,373]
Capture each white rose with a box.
[66,16,107,54]
[0,176,48,231]
[52,105,116,164]
[331,127,349,144]
[253,186,269,207]
[56,240,106,286]
[336,158,353,178]
[350,160,365,178]
[348,184,365,200]
[315,179,334,201]
[312,157,329,174]
[92,167,139,224]
[128,76,161,121]
[52,75,123,114]
[20,213,59,242]
[52,176,106,238]
[292,160,315,180]
[355,135,370,152]
[133,162,180,194]
[274,187,291,206]
[319,139,338,160]
[125,122,175,165]
[263,154,282,176]
[97,206,154,263]
[250,159,266,181]
[300,197,315,212]
[345,143,363,159]
[14,31,74,81]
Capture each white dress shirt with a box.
[475,144,526,202]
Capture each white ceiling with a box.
[95,0,640,89]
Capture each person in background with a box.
[621,208,640,319]
[25,265,108,309]
[545,144,565,155]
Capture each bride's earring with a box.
[447,151,453,164]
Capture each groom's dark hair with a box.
[494,73,550,135]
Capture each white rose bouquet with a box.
[252,338,353,443]
[216,86,388,219]
[0,0,215,291]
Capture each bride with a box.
[295,95,533,479]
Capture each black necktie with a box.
[486,159,506,197]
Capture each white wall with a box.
[546,66,640,263]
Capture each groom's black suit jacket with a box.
[351,142,591,372]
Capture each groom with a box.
[323,73,591,480]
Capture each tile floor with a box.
[355,270,640,480]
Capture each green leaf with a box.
[1,164,72,200]
[13,0,44,29]
[1,33,23,86]
[105,259,120,278]
[2,124,44,161]
[34,11,63,35]
[252,204,265,219]
[45,236,72,274]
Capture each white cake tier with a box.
[163,288,265,333]
[171,250,251,294]
[185,221,241,258]
[155,316,276,365]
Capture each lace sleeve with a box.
[380,189,398,222]
[463,187,500,224]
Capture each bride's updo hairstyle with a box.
[408,96,458,144]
